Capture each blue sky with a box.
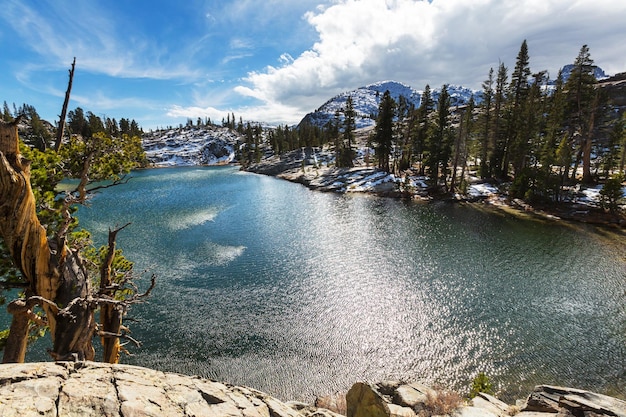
[1,0,625,130]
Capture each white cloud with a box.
[1,1,201,81]
[234,0,626,124]
[5,0,625,128]
[167,101,302,126]
[279,53,295,65]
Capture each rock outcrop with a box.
[142,126,238,167]
[1,363,625,417]
[0,362,341,417]
[342,381,626,417]
[524,385,626,417]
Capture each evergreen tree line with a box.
[264,97,360,167]
[2,102,144,152]
[238,122,264,167]
[370,41,626,201]
[255,41,625,198]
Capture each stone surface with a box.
[0,362,338,417]
[2,363,625,417]
[346,382,390,417]
[393,383,431,409]
[523,385,626,417]
[452,405,498,417]
[343,381,626,417]
[387,403,417,417]
[470,392,511,417]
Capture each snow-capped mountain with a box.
[141,66,613,167]
[142,125,240,167]
[141,81,480,167]
[559,64,608,82]
[299,81,478,129]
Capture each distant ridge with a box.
[299,64,609,130]
[299,80,477,129]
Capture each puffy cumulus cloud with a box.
[235,0,626,124]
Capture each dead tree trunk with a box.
[99,226,127,364]
[54,57,75,152]
[0,118,95,362]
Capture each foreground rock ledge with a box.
[1,362,625,417]
[0,361,342,417]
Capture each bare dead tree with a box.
[1,114,153,363]
[54,57,75,152]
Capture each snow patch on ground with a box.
[578,184,626,204]
[142,126,240,167]
[468,183,499,198]
[346,171,395,192]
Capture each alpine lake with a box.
[14,166,626,402]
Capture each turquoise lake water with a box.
[19,166,626,401]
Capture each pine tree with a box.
[504,40,532,178]
[413,84,434,175]
[374,90,395,173]
[396,95,415,172]
[129,120,142,137]
[450,96,475,193]
[425,85,452,189]
[332,110,341,166]
[603,116,625,178]
[538,70,567,200]
[2,101,12,122]
[510,70,549,199]
[619,113,626,174]
[338,96,356,167]
[119,118,131,136]
[68,107,87,137]
[0,114,149,363]
[490,63,508,179]
[19,105,52,151]
[478,68,494,178]
[105,118,120,137]
[565,44,600,184]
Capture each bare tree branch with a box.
[98,331,142,348]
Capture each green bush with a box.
[468,372,494,399]
[600,174,624,213]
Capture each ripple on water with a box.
[55,167,626,403]
[167,207,222,230]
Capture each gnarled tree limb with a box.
[0,119,94,363]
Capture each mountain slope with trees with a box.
[247,41,626,223]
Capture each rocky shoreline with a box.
[245,153,626,229]
[1,362,625,417]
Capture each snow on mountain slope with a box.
[299,81,478,129]
[141,81,480,167]
[559,64,608,82]
[142,125,240,167]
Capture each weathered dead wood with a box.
[0,119,94,362]
[99,224,129,363]
[54,57,75,152]
[2,296,49,363]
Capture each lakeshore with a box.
[244,149,626,230]
[1,362,625,416]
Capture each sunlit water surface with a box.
[30,167,626,401]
